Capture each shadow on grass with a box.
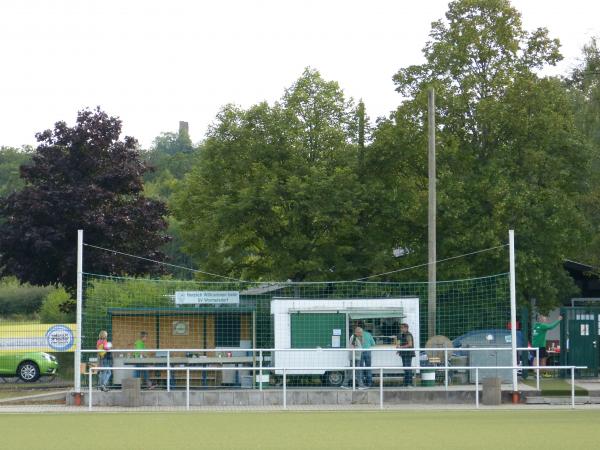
[523,378,588,396]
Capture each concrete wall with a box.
[69,389,500,407]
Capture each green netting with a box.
[81,272,510,351]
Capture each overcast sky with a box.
[1,0,598,148]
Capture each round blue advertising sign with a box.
[45,325,75,351]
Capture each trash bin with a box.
[421,369,436,387]
[482,377,501,405]
[449,355,468,384]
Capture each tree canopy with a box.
[0,1,598,313]
[0,108,170,290]
[0,146,31,198]
[380,0,590,310]
[170,1,599,311]
[568,38,600,268]
[174,68,369,281]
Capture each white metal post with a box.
[571,367,575,409]
[352,349,356,391]
[509,230,518,392]
[88,369,92,411]
[379,368,383,409]
[444,348,448,390]
[475,368,479,408]
[259,350,263,391]
[186,369,190,410]
[75,230,84,393]
[167,352,171,392]
[283,368,287,409]
[536,349,540,391]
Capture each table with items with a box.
[120,355,255,387]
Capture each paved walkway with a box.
[1,377,598,412]
[1,403,600,413]
[565,378,600,393]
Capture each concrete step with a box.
[70,388,522,407]
[0,390,69,404]
[525,396,600,405]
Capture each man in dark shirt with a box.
[397,323,415,387]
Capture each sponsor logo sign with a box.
[0,323,77,352]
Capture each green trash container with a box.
[421,368,436,386]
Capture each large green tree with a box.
[0,108,170,290]
[568,38,600,267]
[143,127,195,185]
[142,126,200,279]
[372,0,589,309]
[174,69,368,281]
[0,146,31,198]
[569,38,600,149]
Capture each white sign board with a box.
[331,335,341,348]
[175,291,239,305]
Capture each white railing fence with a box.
[87,364,584,411]
[80,346,544,391]
[80,346,585,411]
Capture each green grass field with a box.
[0,410,599,449]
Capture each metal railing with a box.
[87,364,585,411]
[80,346,543,391]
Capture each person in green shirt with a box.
[532,315,562,376]
[134,331,154,389]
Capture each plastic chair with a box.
[81,362,97,386]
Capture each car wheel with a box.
[324,371,345,387]
[18,361,40,382]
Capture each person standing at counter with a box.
[134,331,155,389]
[397,323,415,387]
[350,326,375,388]
[97,330,112,392]
[532,314,562,377]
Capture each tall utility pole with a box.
[357,100,366,173]
[428,88,437,338]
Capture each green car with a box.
[0,352,59,382]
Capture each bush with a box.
[0,277,55,316]
[39,287,75,323]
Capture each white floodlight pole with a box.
[509,230,518,392]
[74,229,84,393]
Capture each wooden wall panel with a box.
[240,314,251,341]
[110,315,157,350]
[111,312,249,353]
[158,316,204,352]
[205,315,215,349]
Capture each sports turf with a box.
[0,410,598,449]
